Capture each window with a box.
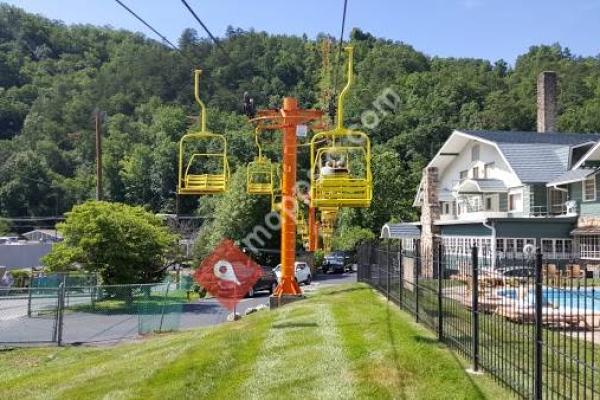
[584,175,596,202]
[496,238,505,253]
[485,196,493,211]
[542,239,553,254]
[509,193,522,211]
[540,238,573,259]
[472,167,479,179]
[549,188,567,214]
[471,144,480,162]
[498,238,536,255]
[484,163,494,179]
[441,236,491,256]
[443,202,450,215]
[578,235,600,259]
[459,170,468,182]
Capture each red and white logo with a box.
[195,239,263,310]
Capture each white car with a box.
[273,262,312,285]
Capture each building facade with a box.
[408,71,600,266]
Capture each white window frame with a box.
[583,175,596,202]
[578,235,600,260]
[471,144,480,162]
[495,238,537,256]
[484,162,494,179]
[441,236,492,256]
[541,238,572,259]
[509,192,523,212]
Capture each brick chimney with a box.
[537,71,557,133]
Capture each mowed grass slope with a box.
[0,284,508,399]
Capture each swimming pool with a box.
[497,287,600,312]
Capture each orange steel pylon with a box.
[252,97,323,296]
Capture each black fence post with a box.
[471,244,480,372]
[437,241,443,342]
[415,239,420,323]
[399,241,404,308]
[56,283,65,346]
[534,247,543,400]
[386,240,391,301]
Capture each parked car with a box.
[273,262,312,285]
[247,265,278,297]
[322,251,352,273]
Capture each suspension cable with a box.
[330,0,349,110]
[180,0,232,61]
[114,0,179,50]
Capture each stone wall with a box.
[420,167,441,277]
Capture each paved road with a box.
[180,271,356,329]
[0,272,356,345]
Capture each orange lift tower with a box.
[253,98,323,296]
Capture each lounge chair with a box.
[565,264,584,279]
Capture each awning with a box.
[380,223,421,239]
[455,179,507,194]
[571,226,600,235]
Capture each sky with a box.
[3,0,600,64]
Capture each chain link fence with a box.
[1,283,188,346]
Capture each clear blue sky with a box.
[4,0,600,64]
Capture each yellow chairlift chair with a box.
[178,70,230,195]
[310,47,372,209]
[247,128,275,195]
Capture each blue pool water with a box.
[497,288,600,311]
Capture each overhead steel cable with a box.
[114,0,179,50]
[180,0,232,61]
[330,0,349,115]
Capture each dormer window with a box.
[484,163,494,179]
[472,167,479,179]
[471,144,480,162]
[584,175,596,202]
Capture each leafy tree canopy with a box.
[42,201,178,284]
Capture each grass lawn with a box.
[0,283,508,399]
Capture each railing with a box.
[358,241,600,399]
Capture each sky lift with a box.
[310,47,372,209]
[319,207,338,253]
[177,70,230,195]
[297,205,310,249]
[247,128,275,195]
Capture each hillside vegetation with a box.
[2,4,600,250]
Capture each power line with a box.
[114,0,179,50]
[180,0,231,61]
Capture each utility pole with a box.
[94,110,103,201]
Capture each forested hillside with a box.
[2,4,600,246]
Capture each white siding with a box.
[438,140,521,194]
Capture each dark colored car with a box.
[247,265,278,297]
[322,251,351,273]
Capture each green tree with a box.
[42,201,178,284]
[332,225,375,251]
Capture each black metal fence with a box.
[358,241,600,399]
